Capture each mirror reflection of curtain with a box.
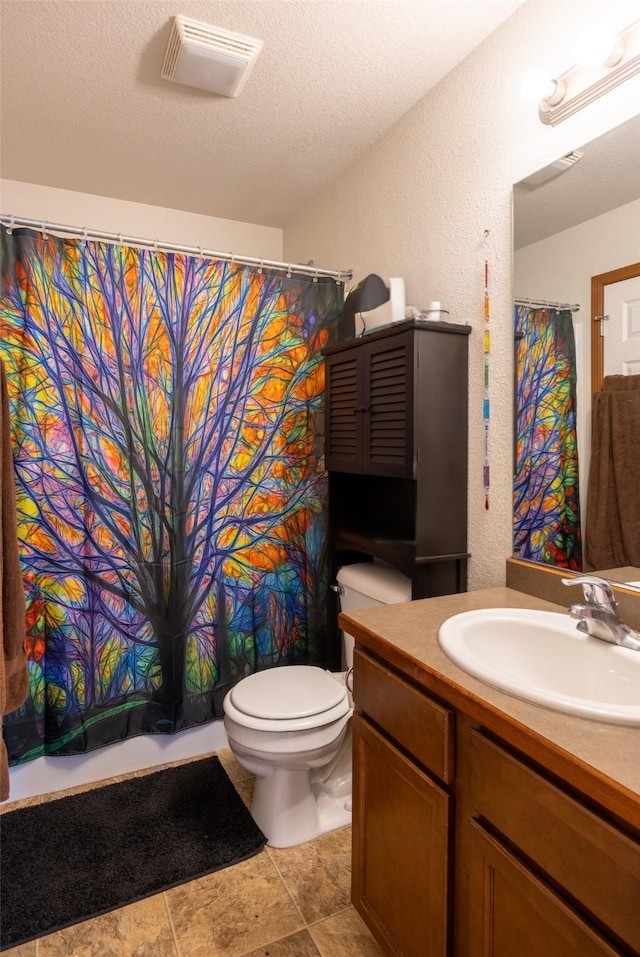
[585,374,640,571]
[513,306,582,570]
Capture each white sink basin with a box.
[437,608,640,725]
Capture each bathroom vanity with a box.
[341,568,640,957]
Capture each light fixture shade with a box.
[161,16,263,97]
[574,22,623,68]
[521,70,558,103]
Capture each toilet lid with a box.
[229,666,347,720]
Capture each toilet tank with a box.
[336,561,412,668]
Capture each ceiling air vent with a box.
[520,150,585,188]
[161,16,263,97]
[557,150,584,168]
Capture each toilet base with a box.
[251,765,352,848]
[223,674,353,848]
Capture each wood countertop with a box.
[339,585,640,833]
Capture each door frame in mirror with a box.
[591,261,640,400]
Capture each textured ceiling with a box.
[0,0,524,227]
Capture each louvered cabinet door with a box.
[325,351,362,472]
[361,335,414,477]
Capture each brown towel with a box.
[585,385,640,571]
[602,374,640,392]
[0,359,28,802]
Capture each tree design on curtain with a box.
[513,305,582,570]
[0,227,341,762]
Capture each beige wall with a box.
[0,179,283,260]
[283,0,640,590]
[515,197,640,339]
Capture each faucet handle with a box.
[561,575,617,609]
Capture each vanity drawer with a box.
[353,647,454,784]
[469,729,640,951]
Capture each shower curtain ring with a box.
[81,226,88,245]
[117,233,123,246]
[42,221,48,240]
[313,268,319,283]
[154,239,159,253]
[6,215,14,234]
[286,263,291,278]
[258,259,263,274]
[197,247,203,260]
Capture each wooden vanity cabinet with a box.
[465,823,626,957]
[351,647,454,957]
[352,645,640,957]
[462,727,638,957]
[352,714,451,957]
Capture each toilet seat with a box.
[225,666,350,732]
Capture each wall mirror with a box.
[512,114,640,591]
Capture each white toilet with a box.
[222,561,412,847]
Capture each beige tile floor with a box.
[1,750,385,957]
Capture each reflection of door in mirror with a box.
[591,262,640,397]
[604,276,640,375]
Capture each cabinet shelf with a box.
[334,529,469,573]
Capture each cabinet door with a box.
[325,350,362,472]
[468,729,640,951]
[468,821,625,957]
[325,332,415,477]
[361,334,414,477]
[352,713,450,957]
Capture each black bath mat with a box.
[0,756,266,949]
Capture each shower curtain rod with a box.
[515,297,580,313]
[0,214,353,283]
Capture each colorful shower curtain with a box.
[0,226,342,765]
[513,305,582,570]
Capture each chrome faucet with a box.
[562,575,640,651]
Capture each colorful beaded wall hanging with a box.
[483,258,490,510]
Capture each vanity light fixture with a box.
[538,19,640,126]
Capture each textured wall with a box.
[283,0,640,590]
[0,180,283,261]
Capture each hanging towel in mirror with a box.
[585,377,640,571]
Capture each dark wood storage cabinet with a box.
[323,319,471,611]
